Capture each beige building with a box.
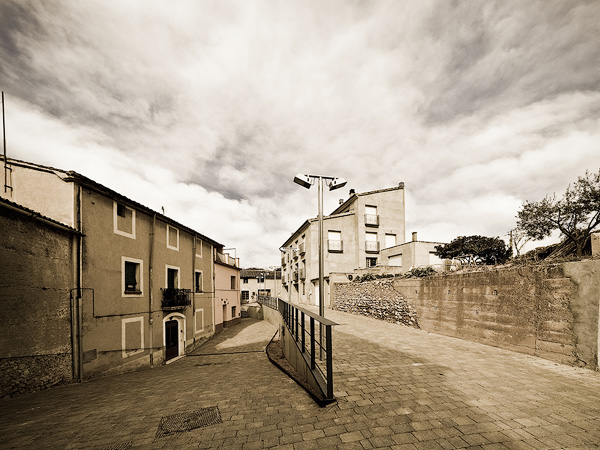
[281,184,406,307]
[240,268,282,302]
[380,232,445,273]
[1,158,222,379]
[214,248,241,332]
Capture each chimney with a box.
[349,188,355,195]
[339,199,344,205]
[399,182,405,188]
[412,231,417,242]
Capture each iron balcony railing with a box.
[293,271,299,282]
[328,239,343,252]
[161,288,192,308]
[278,298,336,401]
[365,240,380,253]
[365,214,379,226]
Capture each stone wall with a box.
[333,280,419,327]
[0,207,75,398]
[333,260,600,369]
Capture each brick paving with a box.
[2,311,600,449]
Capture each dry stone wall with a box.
[333,280,419,327]
[333,260,600,369]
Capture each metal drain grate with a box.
[101,442,132,450]
[154,406,222,439]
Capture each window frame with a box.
[122,256,143,297]
[113,201,136,239]
[165,265,180,289]
[194,270,203,293]
[166,224,179,251]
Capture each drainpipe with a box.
[76,185,83,381]
[192,235,196,346]
[211,245,215,333]
[149,214,155,366]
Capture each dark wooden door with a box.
[165,320,179,361]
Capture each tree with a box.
[507,228,530,257]
[516,170,600,257]
[434,235,512,265]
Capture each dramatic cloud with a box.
[1,0,599,265]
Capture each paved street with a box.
[2,311,600,449]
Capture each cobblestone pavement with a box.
[2,312,600,449]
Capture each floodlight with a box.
[293,173,312,189]
[328,177,347,191]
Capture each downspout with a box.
[149,213,155,366]
[211,245,215,333]
[192,236,196,346]
[76,184,83,381]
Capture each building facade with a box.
[379,232,445,273]
[214,248,241,332]
[0,198,78,398]
[240,268,282,302]
[280,184,406,307]
[1,158,221,379]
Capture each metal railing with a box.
[327,239,343,252]
[299,242,305,255]
[161,288,192,308]
[365,240,380,253]
[365,214,379,226]
[277,298,336,401]
[257,295,278,310]
[299,268,306,280]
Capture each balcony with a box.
[328,239,343,253]
[161,288,192,309]
[365,241,380,253]
[300,268,306,280]
[299,242,305,255]
[293,271,299,282]
[215,252,239,268]
[365,214,379,227]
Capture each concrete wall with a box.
[333,260,600,369]
[0,207,75,398]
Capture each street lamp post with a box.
[293,174,347,358]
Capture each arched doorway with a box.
[163,313,186,362]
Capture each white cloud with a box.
[1,0,599,266]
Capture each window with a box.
[114,201,136,239]
[167,225,179,250]
[388,254,402,266]
[365,205,379,226]
[232,306,237,318]
[243,278,249,284]
[195,271,203,293]
[166,266,180,289]
[241,291,250,301]
[231,276,236,290]
[328,230,343,252]
[385,234,397,249]
[122,257,143,297]
[366,257,378,268]
[365,232,379,253]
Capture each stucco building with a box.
[280,184,406,307]
[1,158,222,380]
[240,268,282,302]
[214,248,241,331]
[379,232,445,273]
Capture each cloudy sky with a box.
[1,0,599,266]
